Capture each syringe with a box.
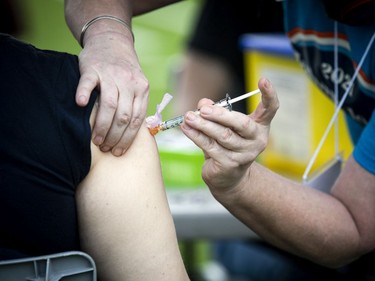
[149,88,261,135]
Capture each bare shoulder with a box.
[90,125,158,169]
[88,105,158,169]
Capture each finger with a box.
[92,79,119,147]
[182,111,254,157]
[110,87,148,156]
[181,117,225,161]
[197,98,215,109]
[196,104,258,141]
[76,71,99,106]
[181,116,253,170]
[99,89,132,153]
[251,77,279,126]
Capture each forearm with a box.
[64,0,133,44]
[213,162,363,268]
[64,0,182,40]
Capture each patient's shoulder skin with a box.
[79,104,190,280]
[89,104,158,168]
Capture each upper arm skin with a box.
[331,155,375,259]
[76,107,189,280]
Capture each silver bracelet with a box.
[79,15,134,47]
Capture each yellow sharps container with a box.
[240,34,353,179]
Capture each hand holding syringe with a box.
[147,89,261,136]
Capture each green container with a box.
[156,130,205,188]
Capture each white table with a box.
[167,188,260,278]
[167,188,258,240]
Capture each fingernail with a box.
[181,123,191,130]
[77,95,86,104]
[100,146,111,152]
[185,112,197,121]
[264,78,271,89]
[200,106,212,115]
[113,148,124,156]
[93,135,103,145]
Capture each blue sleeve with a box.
[353,110,375,174]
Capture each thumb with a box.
[251,77,279,126]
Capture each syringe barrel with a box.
[160,98,230,131]
[160,114,184,130]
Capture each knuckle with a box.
[138,77,150,92]
[129,116,143,129]
[258,134,268,152]
[121,68,150,90]
[226,154,241,169]
[205,136,217,151]
[241,117,252,131]
[221,127,235,143]
[118,113,131,126]
[102,97,118,110]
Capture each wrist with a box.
[209,165,254,205]
[80,15,134,48]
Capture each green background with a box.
[17,0,201,120]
